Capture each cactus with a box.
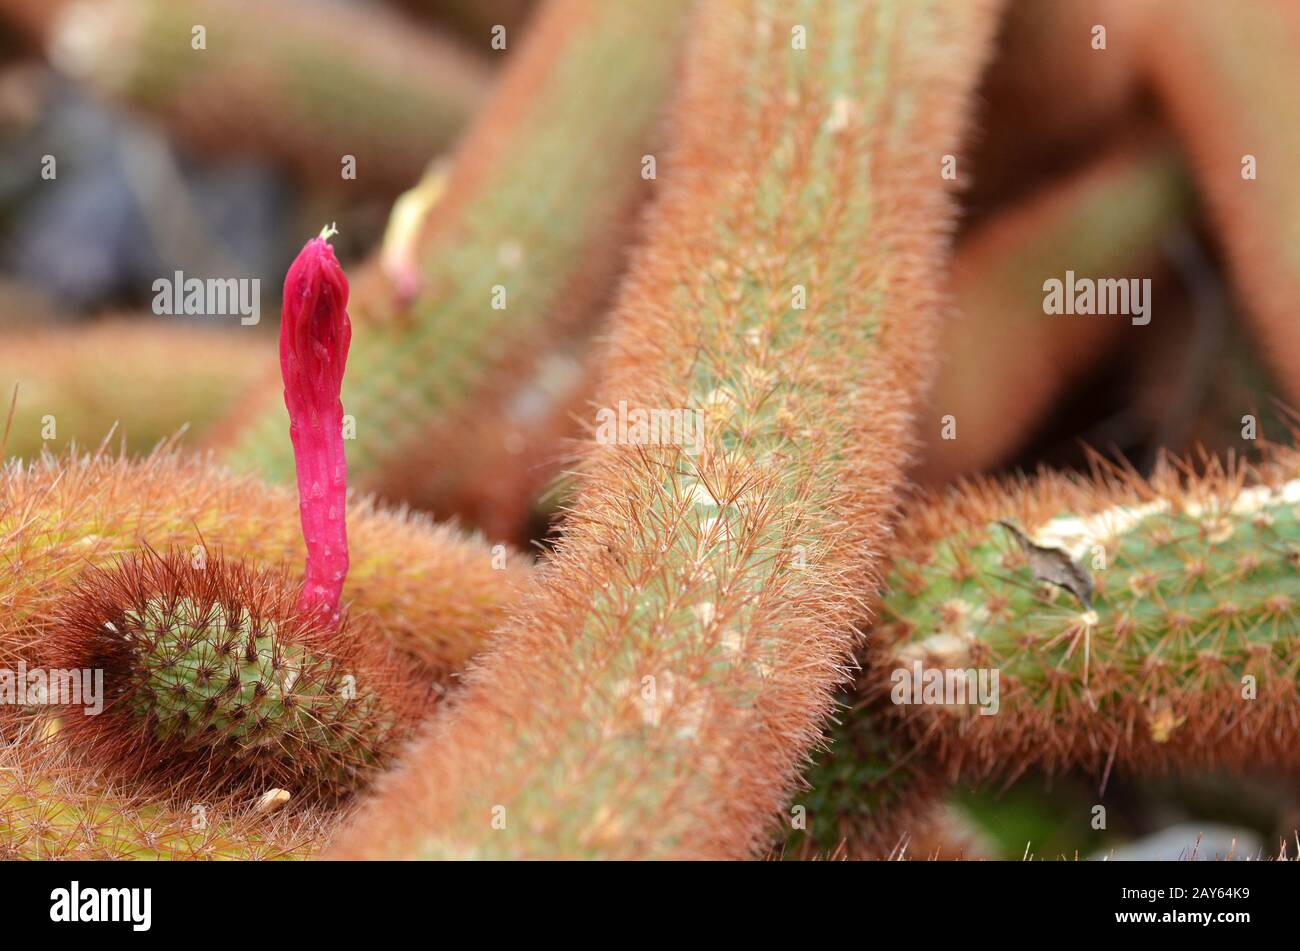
[327,0,1002,860]
[0,716,329,859]
[0,320,272,461]
[924,138,1191,482]
[791,445,1300,855]
[1136,0,1300,403]
[48,550,424,798]
[46,0,490,194]
[1,446,526,677]
[838,445,1300,793]
[215,0,691,535]
[783,692,947,859]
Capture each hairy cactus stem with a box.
[328,0,1003,860]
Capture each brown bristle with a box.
[47,549,430,801]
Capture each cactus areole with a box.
[281,225,352,623]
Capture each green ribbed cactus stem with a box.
[124,599,374,752]
[50,550,425,798]
[783,695,947,859]
[215,0,691,528]
[49,0,490,193]
[864,448,1300,783]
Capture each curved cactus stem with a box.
[328,0,1002,860]
[862,445,1300,786]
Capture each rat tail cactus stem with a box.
[797,440,1300,857]
[328,0,1002,861]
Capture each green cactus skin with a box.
[857,453,1300,787]
[782,694,946,859]
[791,455,1300,856]
[50,551,424,799]
[123,598,382,758]
[217,0,692,516]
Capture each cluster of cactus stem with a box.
[4,0,1300,860]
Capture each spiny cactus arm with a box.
[48,551,426,800]
[864,446,1300,783]
[0,719,331,859]
[923,139,1191,482]
[47,0,490,193]
[1135,0,1300,403]
[328,0,1002,861]
[0,320,273,461]
[215,0,691,529]
[0,448,526,676]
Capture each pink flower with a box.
[281,225,352,624]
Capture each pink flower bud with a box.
[280,225,351,624]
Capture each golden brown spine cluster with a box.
[47,550,428,800]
